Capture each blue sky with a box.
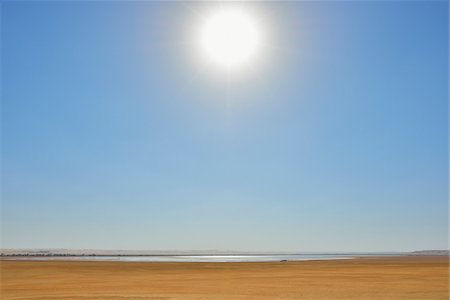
[2,1,448,252]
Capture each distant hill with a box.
[1,249,404,256]
[0,249,303,256]
[409,250,450,256]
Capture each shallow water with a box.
[4,253,399,262]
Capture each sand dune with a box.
[1,256,448,299]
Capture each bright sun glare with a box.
[199,9,261,70]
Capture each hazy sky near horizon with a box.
[2,1,448,252]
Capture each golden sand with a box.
[1,256,448,299]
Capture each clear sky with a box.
[2,1,448,252]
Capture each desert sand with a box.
[1,256,448,299]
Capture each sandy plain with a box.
[1,256,448,300]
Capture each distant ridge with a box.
[409,250,450,256]
[1,248,404,256]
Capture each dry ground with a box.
[1,256,448,299]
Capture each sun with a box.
[198,9,261,70]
